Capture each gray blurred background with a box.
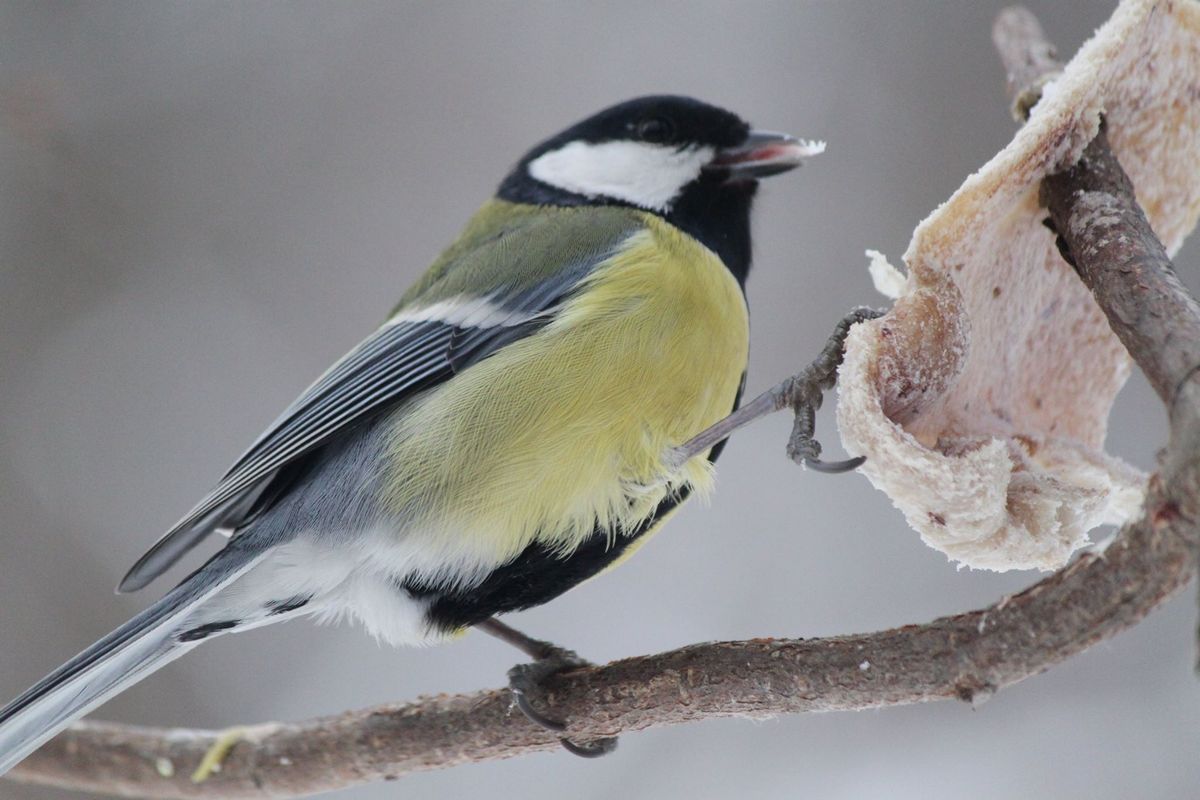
[1,2,1197,798]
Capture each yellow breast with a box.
[383,213,749,572]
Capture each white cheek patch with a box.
[528,140,714,212]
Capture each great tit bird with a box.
[0,95,822,770]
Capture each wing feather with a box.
[118,206,646,592]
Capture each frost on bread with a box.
[836,0,1200,571]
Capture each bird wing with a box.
[119,204,646,592]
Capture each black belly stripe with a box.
[405,486,694,633]
[405,387,742,634]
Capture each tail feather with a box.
[0,547,262,776]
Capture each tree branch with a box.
[8,7,1200,798]
[993,6,1062,121]
[12,502,1197,800]
[1040,130,1200,411]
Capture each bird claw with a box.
[507,648,618,758]
[804,454,867,474]
[559,735,618,758]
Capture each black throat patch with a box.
[496,173,756,287]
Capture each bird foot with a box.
[507,646,618,758]
[780,307,882,473]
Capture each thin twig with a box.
[1040,130,1200,408]
[992,6,1062,120]
[6,7,1200,798]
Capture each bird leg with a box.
[668,306,883,473]
[475,617,618,758]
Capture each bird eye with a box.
[635,116,675,144]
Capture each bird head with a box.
[497,95,822,282]
[499,95,823,215]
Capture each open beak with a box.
[705,130,826,179]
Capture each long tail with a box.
[0,546,264,776]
